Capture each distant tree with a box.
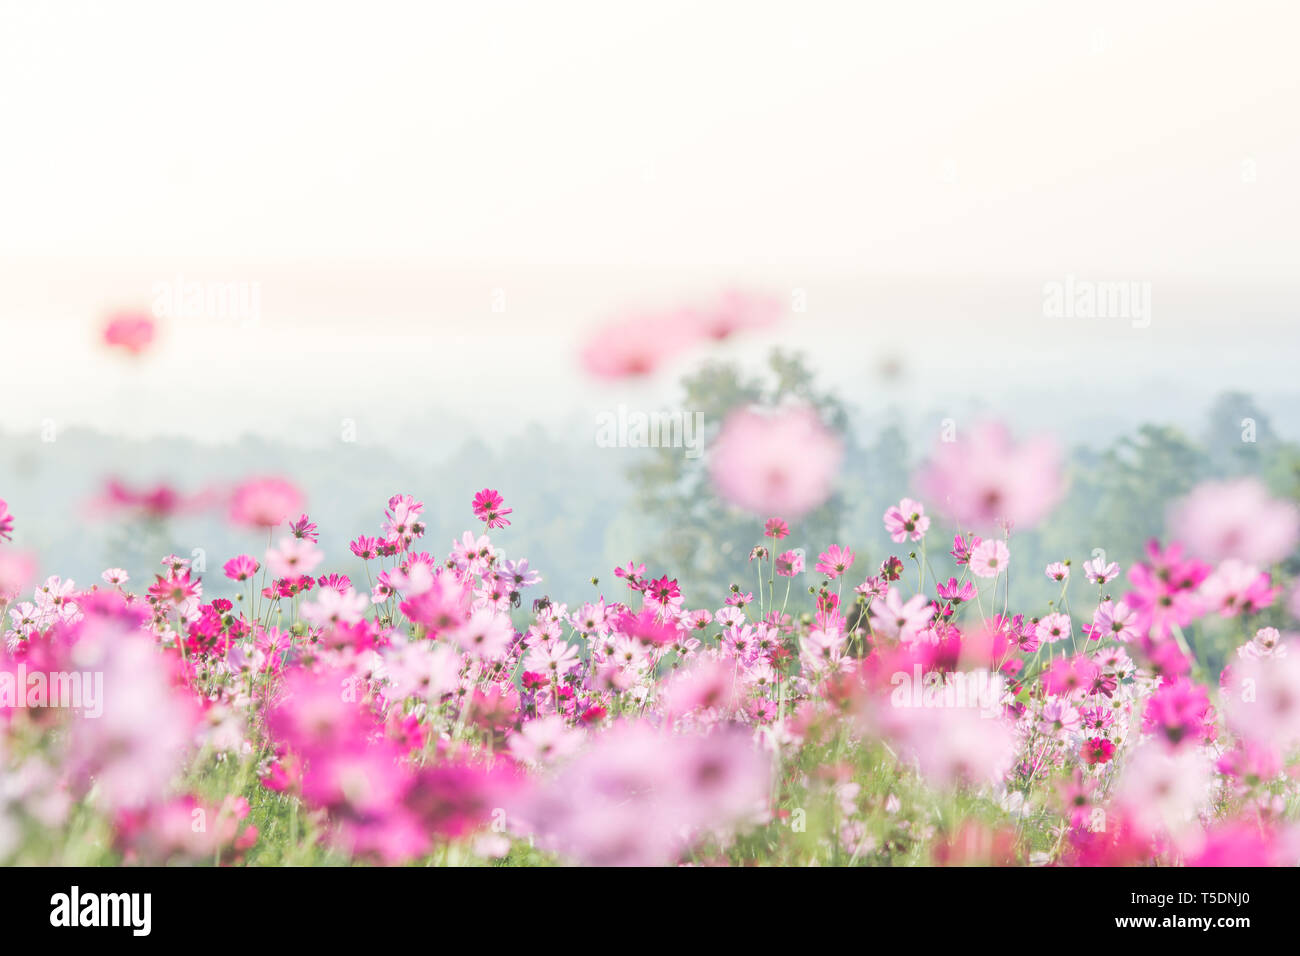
[1203,391,1277,476]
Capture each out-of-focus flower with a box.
[579,310,700,379]
[0,550,38,602]
[1221,642,1300,749]
[709,405,843,518]
[101,311,156,356]
[1113,741,1213,839]
[969,539,1009,578]
[1170,478,1299,566]
[918,421,1063,531]
[512,721,768,866]
[230,477,304,529]
[691,289,781,341]
[265,537,323,579]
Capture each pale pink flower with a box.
[266,537,323,579]
[1170,478,1300,566]
[301,588,370,628]
[917,421,1063,531]
[579,310,700,379]
[969,539,1010,578]
[1113,742,1213,838]
[230,477,304,529]
[1045,562,1069,582]
[709,405,843,518]
[508,716,584,766]
[448,607,515,659]
[884,706,1016,790]
[0,550,37,601]
[1035,612,1072,645]
[1082,556,1120,584]
[1222,643,1300,749]
[868,587,935,642]
[1088,599,1139,643]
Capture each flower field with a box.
[3,413,1299,868]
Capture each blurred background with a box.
[2,0,1299,619]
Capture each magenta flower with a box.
[472,488,513,529]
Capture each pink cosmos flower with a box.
[301,588,370,629]
[100,568,129,586]
[472,488,513,529]
[764,517,789,539]
[0,551,37,603]
[935,577,975,607]
[383,494,427,550]
[1170,478,1300,566]
[1080,737,1115,765]
[1084,599,1138,643]
[883,498,930,543]
[1040,654,1098,698]
[266,537,324,579]
[1035,612,1071,645]
[1198,559,1279,617]
[101,311,156,356]
[814,544,855,579]
[229,477,304,529]
[692,289,781,341]
[882,706,1016,790]
[222,554,260,582]
[513,721,768,866]
[1045,561,1069,582]
[868,587,935,642]
[1186,821,1299,867]
[507,716,584,766]
[1121,540,1210,640]
[448,606,515,658]
[1113,742,1212,838]
[950,533,980,565]
[349,535,379,560]
[1142,678,1215,748]
[614,606,680,646]
[1082,556,1120,584]
[1039,698,1082,737]
[775,549,804,577]
[1221,643,1300,749]
[288,514,318,541]
[969,539,1009,579]
[579,309,700,379]
[709,405,843,518]
[0,499,13,542]
[1241,625,1288,659]
[917,421,1064,531]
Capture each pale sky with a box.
[2,1,1298,447]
